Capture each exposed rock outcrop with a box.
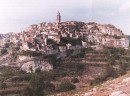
[17,56,53,73]
[20,59,53,73]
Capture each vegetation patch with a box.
[58,80,76,92]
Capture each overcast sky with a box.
[0,0,130,35]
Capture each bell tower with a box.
[56,11,61,24]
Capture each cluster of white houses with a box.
[8,12,129,55]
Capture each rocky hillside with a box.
[0,47,130,96]
[0,34,10,39]
[81,71,130,96]
[53,71,130,96]
[0,53,11,64]
[49,48,130,96]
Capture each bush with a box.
[12,74,32,81]
[1,49,7,55]
[0,82,7,89]
[85,47,93,52]
[60,37,69,45]
[35,68,42,73]
[71,49,81,58]
[74,63,85,74]
[66,49,73,56]
[90,65,116,86]
[30,73,44,96]
[47,39,56,45]
[58,80,76,92]
[60,71,68,77]
[104,65,118,79]
[71,78,79,83]
[4,43,10,48]
[21,87,33,96]
[19,50,42,57]
[59,63,85,76]
[44,82,55,93]
[41,71,56,81]
[2,68,16,77]
[18,70,26,74]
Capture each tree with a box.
[47,39,56,45]
[60,37,68,45]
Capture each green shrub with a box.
[44,82,55,93]
[71,78,79,83]
[2,68,16,77]
[0,82,7,89]
[19,50,42,57]
[60,71,68,77]
[47,39,56,45]
[58,80,76,92]
[30,73,44,96]
[1,49,7,55]
[35,68,42,73]
[85,47,93,52]
[105,65,118,78]
[75,63,85,73]
[41,71,56,81]
[4,43,10,48]
[71,49,81,58]
[90,65,117,86]
[21,87,33,96]
[18,70,26,74]
[66,49,73,56]
[58,63,85,77]
[10,74,32,82]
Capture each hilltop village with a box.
[0,12,130,96]
[6,12,129,55]
[0,12,129,72]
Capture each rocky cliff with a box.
[18,56,53,73]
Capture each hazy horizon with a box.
[0,0,130,35]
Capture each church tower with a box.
[56,11,61,24]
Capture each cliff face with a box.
[20,60,53,73]
[18,56,53,73]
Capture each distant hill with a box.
[0,34,10,39]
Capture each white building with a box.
[116,38,129,49]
